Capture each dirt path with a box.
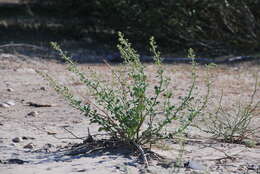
[0,53,259,174]
[0,55,142,174]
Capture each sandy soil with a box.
[0,53,259,174]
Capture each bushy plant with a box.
[43,32,210,150]
[199,76,260,143]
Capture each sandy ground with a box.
[0,53,260,174]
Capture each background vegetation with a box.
[1,0,260,56]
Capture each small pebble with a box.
[27,111,39,117]
[47,131,57,135]
[12,137,23,143]
[22,136,35,140]
[7,158,28,164]
[15,68,35,73]
[40,86,47,90]
[0,103,10,108]
[5,101,15,106]
[23,143,35,149]
[185,160,206,170]
[7,88,14,92]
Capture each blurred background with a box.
[0,0,259,58]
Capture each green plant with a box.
[199,76,260,143]
[43,32,209,155]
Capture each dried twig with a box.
[209,146,244,161]
[66,145,105,156]
[27,101,54,107]
[132,141,149,168]
[63,127,85,140]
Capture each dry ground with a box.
[0,52,259,174]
